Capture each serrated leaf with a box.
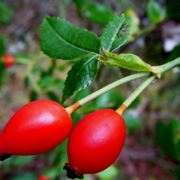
[40,16,100,60]
[62,54,98,102]
[100,15,125,51]
[101,51,153,72]
[147,0,166,24]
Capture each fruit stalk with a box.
[116,76,155,115]
[65,72,149,114]
[116,57,180,115]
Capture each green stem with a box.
[116,57,180,115]
[153,57,180,75]
[65,72,149,114]
[116,76,155,115]
[79,73,149,106]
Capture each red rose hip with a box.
[0,99,72,159]
[64,109,126,179]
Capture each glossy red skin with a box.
[2,54,15,68]
[0,100,72,155]
[67,109,126,174]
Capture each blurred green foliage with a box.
[0,0,13,24]
[165,0,180,20]
[156,119,180,162]
[0,37,6,56]
[123,112,141,132]
[73,0,115,26]
[147,0,166,24]
[168,45,180,62]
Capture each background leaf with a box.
[0,62,6,88]
[165,0,180,20]
[94,91,124,109]
[97,166,119,180]
[123,112,142,132]
[84,2,115,26]
[156,119,180,161]
[147,0,166,24]
[124,9,140,40]
[100,15,125,51]
[62,53,98,102]
[0,1,13,24]
[40,17,100,60]
[0,37,6,56]
[73,0,87,8]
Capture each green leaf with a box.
[84,2,115,26]
[62,54,98,102]
[0,37,6,56]
[156,119,180,161]
[73,0,87,8]
[97,166,119,180]
[123,112,141,132]
[100,15,126,51]
[168,45,180,62]
[166,0,180,20]
[72,89,90,103]
[40,16,100,60]
[124,9,140,39]
[38,76,64,90]
[147,0,166,24]
[95,91,125,109]
[47,91,60,102]
[101,51,153,72]
[72,111,84,125]
[0,1,13,24]
[10,172,37,180]
[129,96,141,109]
[111,33,129,51]
[0,62,6,88]
[29,90,38,101]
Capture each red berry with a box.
[0,100,72,157]
[2,54,15,68]
[64,109,126,179]
[38,175,50,180]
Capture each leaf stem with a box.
[116,76,155,115]
[153,57,180,75]
[65,72,149,114]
